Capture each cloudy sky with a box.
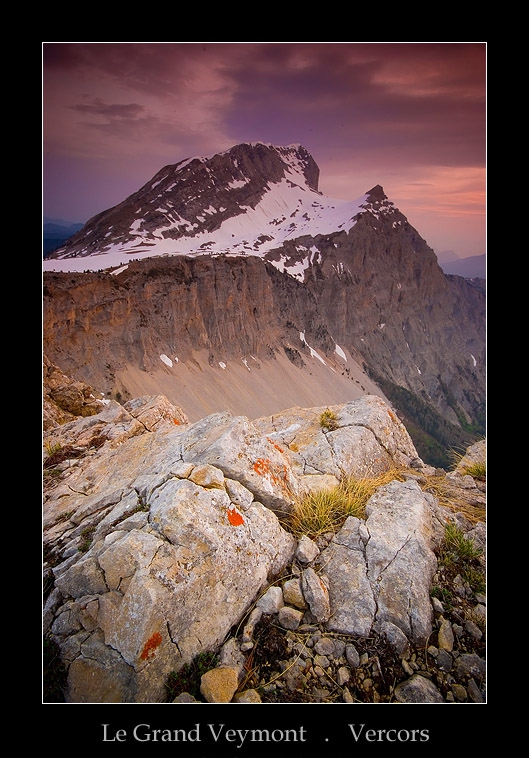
[43,42,486,259]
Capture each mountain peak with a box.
[366,184,385,199]
[216,142,320,192]
[358,184,401,222]
[43,143,402,272]
[167,142,320,196]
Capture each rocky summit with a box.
[43,359,486,704]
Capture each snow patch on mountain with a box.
[43,144,399,273]
[43,183,368,273]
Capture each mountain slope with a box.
[43,143,485,466]
[44,143,375,270]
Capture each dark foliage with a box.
[367,371,481,468]
[164,652,219,702]
[43,635,67,702]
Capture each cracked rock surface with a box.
[43,375,485,704]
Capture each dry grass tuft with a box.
[448,444,486,481]
[286,467,406,539]
[420,474,486,524]
[285,462,486,539]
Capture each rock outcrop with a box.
[43,355,106,430]
[43,359,485,703]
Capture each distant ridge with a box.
[439,254,486,279]
[43,218,84,257]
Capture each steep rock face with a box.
[43,239,484,437]
[43,255,329,369]
[266,188,485,426]
[43,254,381,423]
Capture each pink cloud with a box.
[43,42,486,257]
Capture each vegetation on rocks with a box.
[319,408,339,432]
[162,454,486,704]
[436,522,485,596]
[368,371,484,469]
[165,652,219,701]
[285,467,407,538]
[158,498,486,704]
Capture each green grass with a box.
[448,444,486,480]
[365,371,484,469]
[287,471,486,595]
[437,521,485,594]
[430,585,454,610]
[78,525,96,553]
[462,461,486,480]
[442,521,483,561]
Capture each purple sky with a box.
[43,42,486,258]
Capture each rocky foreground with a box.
[185,515,486,705]
[43,357,485,704]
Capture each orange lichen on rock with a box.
[227,507,244,526]
[253,457,290,489]
[267,437,285,453]
[140,631,163,661]
[253,457,272,476]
